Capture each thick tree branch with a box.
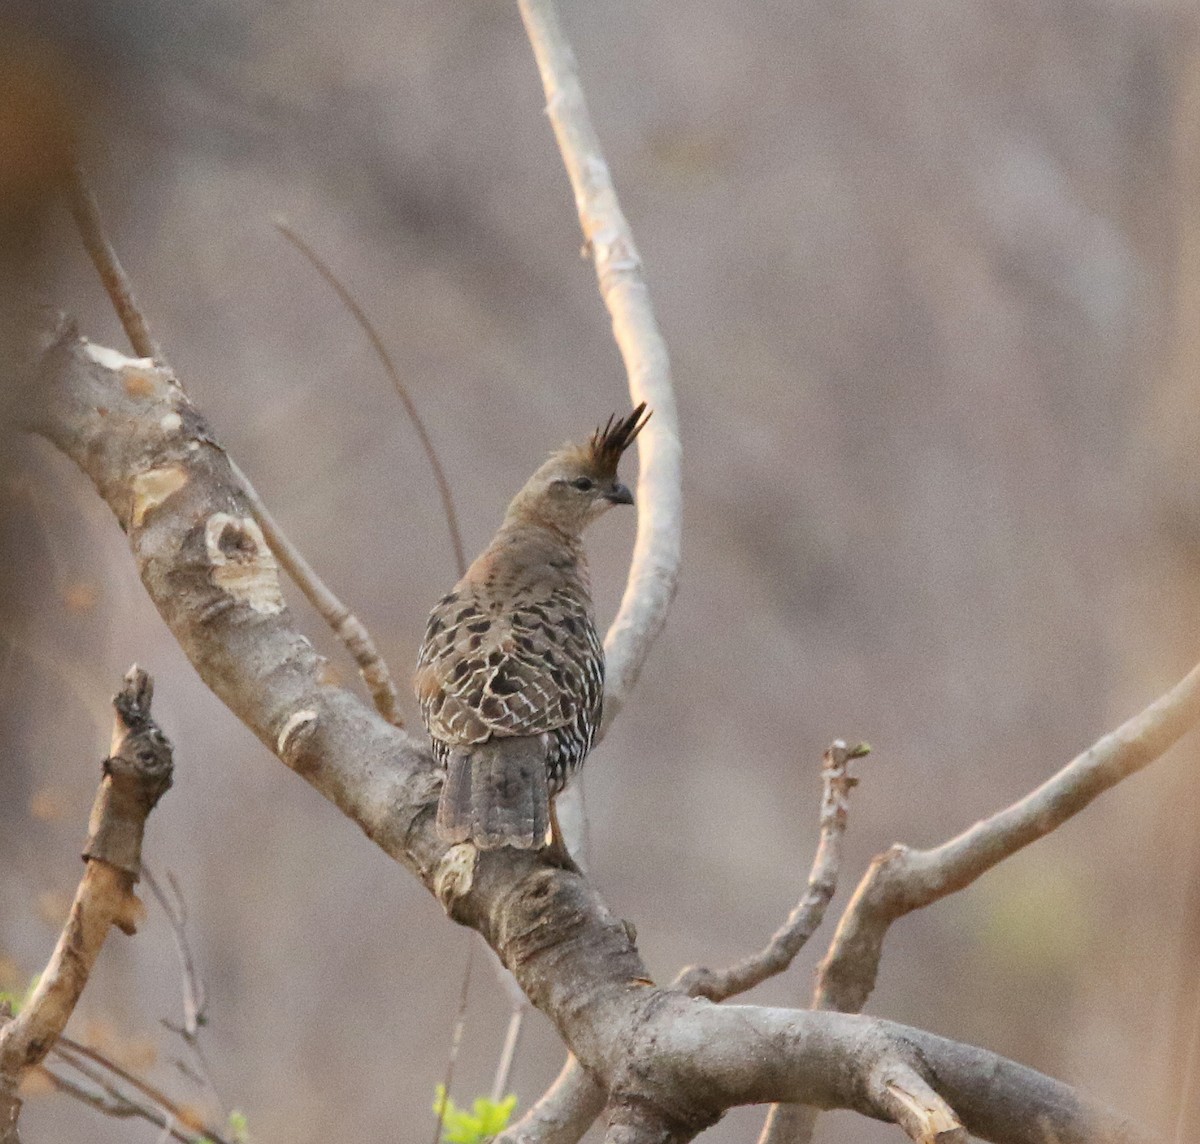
[675,741,865,1002]
[516,0,682,731]
[0,667,173,1144]
[19,323,1157,1144]
[63,166,403,726]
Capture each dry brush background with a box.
[2,0,1199,1141]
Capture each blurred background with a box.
[1,0,1199,1140]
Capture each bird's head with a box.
[505,403,651,537]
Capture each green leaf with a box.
[227,1109,250,1143]
[432,1086,517,1143]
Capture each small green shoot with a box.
[432,1085,517,1143]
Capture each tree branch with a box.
[496,1056,604,1144]
[818,658,1200,1014]
[18,325,1158,1144]
[62,166,403,726]
[675,740,866,1002]
[516,0,682,731]
[0,667,173,1144]
[273,218,467,579]
[760,659,1200,1144]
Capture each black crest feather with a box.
[588,403,651,478]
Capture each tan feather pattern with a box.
[416,406,644,850]
[415,532,604,794]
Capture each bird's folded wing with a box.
[415,587,603,745]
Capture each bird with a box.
[415,403,650,861]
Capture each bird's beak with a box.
[605,482,634,506]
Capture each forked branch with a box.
[22,322,1155,1144]
[0,667,173,1144]
[819,659,1200,1013]
[760,661,1200,1144]
[62,166,403,725]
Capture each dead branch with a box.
[37,1066,195,1144]
[516,0,682,732]
[760,661,1200,1144]
[19,323,1160,1144]
[0,667,173,1144]
[675,740,866,1001]
[63,166,403,725]
[142,867,222,1107]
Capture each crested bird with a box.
[415,404,650,861]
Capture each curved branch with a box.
[760,658,1200,1144]
[19,325,1156,1144]
[817,658,1200,1015]
[517,0,682,730]
[675,740,864,1001]
[496,1057,604,1144]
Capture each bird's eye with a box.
[570,476,595,492]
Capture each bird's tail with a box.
[437,738,550,850]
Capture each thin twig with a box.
[1173,972,1200,1144]
[37,1066,196,1144]
[51,1044,230,1144]
[274,218,467,579]
[674,741,867,1001]
[491,1002,527,1104]
[142,866,222,1107]
[62,168,164,363]
[52,1038,230,1144]
[516,0,683,734]
[61,166,403,725]
[432,940,476,1144]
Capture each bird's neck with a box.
[470,520,591,595]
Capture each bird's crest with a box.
[571,403,651,478]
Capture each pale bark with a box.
[16,320,1158,1144]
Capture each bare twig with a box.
[674,740,867,1001]
[0,667,173,1144]
[62,166,403,725]
[274,218,467,578]
[51,1040,231,1144]
[491,999,529,1105]
[37,1066,197,1144]
[761,661,1200,1144]
[1172,956,1200,1144]
[62,168,164,363]
[143,865,221,1106]
[516,0,682,733]
[433,941,476,1144]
